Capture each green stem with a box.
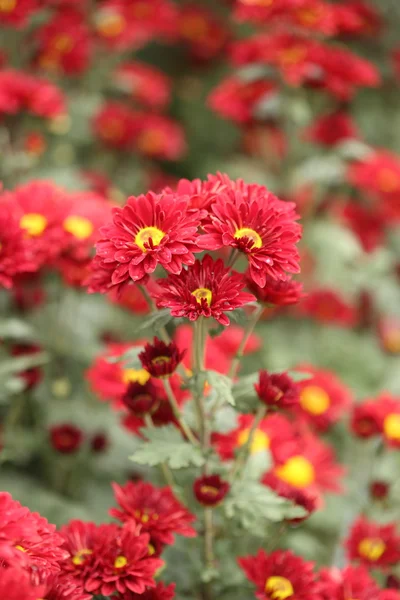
[229,404,267,483]
[204,507,215,568]
[144,414,176,489]
[163,378,199,446]
[140,285,171,344]
[229,304,263,379]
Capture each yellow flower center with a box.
[382,330,400,354]
[358,538,386,562]
[378,168,400,193]
[148,543,156,555]
[20,213,48,237]
[300,385,330,415]
[180,15,208,40]
[122,367,151,385]
[265,576,294,600]
[237,428,270,454]
[152,355,171,365]
[297,7,319,25]
[275,455,315,488]
[53,34,74,53]
[192,287,213,307]
[114,555,128,569]
[133,509,159,523]
[99,118,123,141]
[279,46,307,66]
[96,12,126,37]
[234,227,262,249]
[131,2,151,18]
[15,544,26,552]
[134,226,165,252]
[200,485,220,497]
[63,216,94,240]
[0,0,16,13]
[383,413,400,441]
[137,129,165,154]
[72,548,93,566]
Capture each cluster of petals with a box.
[345,516,400,568]
[351,392,400,448]
[0,68,66,118]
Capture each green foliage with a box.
[130,425,205,469]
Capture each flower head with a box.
[193,474,230,507]
[239,549,319,600]
[122,380,160,417]
[139,338,185,378]
[317,565,380,600]
[50,424,84,454]
[110,481,196,551]
[255,370,299,410]
[297,288,357,327]
[346,517,400,568]
[116,581,176,600]
[0,203,37,288]
[152,254,255,326]
[247,273,304,306]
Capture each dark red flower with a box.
[199,182,301,287]
[305,110,359,147]
[93,102,140,150]
[370,481,390,501]
[152,254,255,326]
[110,481,197,548]
[346,517,400,568]
[246,273,304,306]
[50,424,84,454]
[134,115,186,161]
[178,4,228,62]
[193,474,230,507]
[0,0,37,28]
[116,581,176,600]
[317,565,380,600]
[139,338,185,378]
[239,549,319,600]
[334,1,381,37]
[0,203,37,288]
[351,400,382,438]
[122,380,161,417]
[91,432,108,453]
[255,370,299,410]
[114,61,171,110]
[297,288,357,327]
[88,191,202,293]
[264,478,318,524]
[338,201,386,253]
[377,316,400,355]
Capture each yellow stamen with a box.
[383,413,400,441]
[377,168,400,193]
[53,34,74,52]
[192,287,213,307]
[114,555,128,569]
[237,428,270,454]
[63,216,94,240]
[122,368,150,385]
[275,455,315,488]
[200,485,219,496]
[180,15,208,40]
[234,227,262,249]
[96,12,126,37]
[279,46,307,66]
[152,356,171,365]
[0,0,16,13]
[20,213,47,237]
[265,576,294,600]
[72,548,93,566]
[358,538,386,561]
[137,129,165,154]
[382,331,400,354]
[15,544,26,552]
[134,226,165,252]
[300,386,330,415]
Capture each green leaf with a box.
[205,371,235,406]
[225,481,307,532]
[0,352,49,377]
[135,308,172,335]
[130,425,205,469]
[107,346,143,369]
[0,319,35,340]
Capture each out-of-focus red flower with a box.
[110,481,197,550]
[108,284,150,315]
[393,48,400,81]
[193,474,230,507]
[294,365,353,431]
[334,1,381,37]
[255,370,299,410]
[378,394,400,449]
[242,123,287,162]
[35,9,92,75]
[122,380,160,417]
[0,203,38,288]
[305,110,359,146]
[247,273,305,307]
[24,131,47,157]
[139,338,185,379]
[86,342,150,407]
[11,272,46,312]
[351,400,382,439]
[239,549,319,600]
[208,76,277,125]
[134,114,186,161]
[11,343,43,390]
[174,324,231,376]
[91,432,108,453]
[0,0,37,28]
[93,102,140,150]
[0,567,37,600]
[50,423,84,454]
[178,5,229,62]
[377,316,400,355]
[80,170,113,200]
[114,62,171,110]
[317,565,380,600]
[0,69,66,118]
[232,33,380,100]
[266,478,318,523]
[337,201,386,253]
[297,288,358,327]
[370,481,390,501]
[346,517,400,568]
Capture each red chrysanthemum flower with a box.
[0,69,66,118]
[0,492,43,564]
[114,61,171,110]
[116,581,176,600]
[199,183,301,287]
[370,481,390,501]
[178,4,228,62]
[208,76,277,125]
[152,254,255,326]
[0,0,37,28]
[193,474,230,507]
[297,288,357,327]
[346,517,400,568]
[337,201,386,253]
[108,284,150,315]
[213,413,294,461]
[89,191,202,292]
[35,8,92,75]
[58,520,99,583]
[93,102,140,150]
[110,481,197,549]
[134,115,186,161]
[378,317,400,355]
[86,342,151,407]
[162,174,226,219]
[294,365,353,431]
[139,338,185,379]
[35,573,92,600]
[265,478,318,524]
[381,592,400,600]
[351,400,382,439]
[255,370,299,410]
[0,203,37,288]
[0,567,37,600]
[377,394,400,448]
[122,380,161,417]
[246,273,305,306]
[305,110,359,147]
[239,549,319,600]
[84,522,162,596]
[335,1,381,37]
[50,424,84,454]
[317,565,380,600]
[265,429,344,499]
